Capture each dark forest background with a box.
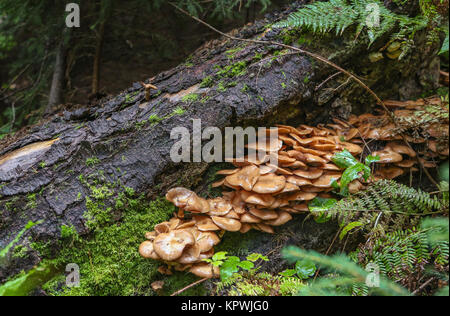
[0,0,293,139]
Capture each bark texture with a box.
[0,1,440,281]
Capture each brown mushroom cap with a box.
[169,218,181,230]
[189,262,220,278]
[254,223,275,234]
[322,163,341,171]
[312,173,342,188]
[145,231,157,240]
[154,222,170,235]
[259,164,275,175]
[292,203,309,212]
[212,179,225,188]
[286,191,318,201]
[385,142,417,157]
[216,169,239,175]
[185,195,210,213]
[293,145,327,156]
[286,150,306,161]
[151,281,164,292]
[286,175,312,186]
[211,216,242,232]
[246,139,283,152]
[304,153,328,166]
[265,164,293,175]
[395,160,416,168]
[252,173,286,194]
[283,161,307,169]
[244,193,276,207]
[375,166,404,179]
[249,208,279,220]
[199,248,215,261]
[139,241,160,260]
[372,150,403,163]
[279,135,298,147]
[293,168,323,179]
[174,264,192,272]
[153,230,195,261]
[300,185,327,193]
[271,198,290,208]
[177,220,196,230]
[265,211,292,226]
[225,209,241,219]
[277,152,297,163]
[339,142,363,155]
[311,143,338,151]
[165,187,194,207]
[239,223,252,233]
[240,212,263,223]
[225,165,260,191]
[195,231,220,253]
[208,197,232,216]
[277,182,300,194]
[348,180,364,194]
[344,128,359,141]
[195,216,221,231]
[178,244,202,264]
[157,265,173,275]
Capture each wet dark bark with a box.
[0,2,440,281]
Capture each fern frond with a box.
[326,180,444,236]
[356,226,449,288]
[274,0,428,48]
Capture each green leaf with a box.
[308,197,337,223]
[331,180,340,190]
[295,260,316,280]
[339,221,364,240]
[314,212,332,223]
[308,197,338,212]
[237,261,254,271]
[246,253,269,262]
[279,269,297,277]
[0,263,58,296]
[220,261,239,282]
[212,251,228,262]
[211,261,223,267]
[340,163,370,194]
[331,150,358,169]
[365,155,380,166]
[226,256,241,264]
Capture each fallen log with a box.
[0,1,441,281]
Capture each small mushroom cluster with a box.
[140,103,448,278]
[348,96,449,180]
[139,204,220,278]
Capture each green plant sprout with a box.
[203,252,268,282]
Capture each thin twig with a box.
[315,72,342,91]
[411,277,435,296]
[0,63,32,95]
[313,228,341,281]
[170,277,209,296]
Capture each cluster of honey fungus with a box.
[139,99,448,278]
